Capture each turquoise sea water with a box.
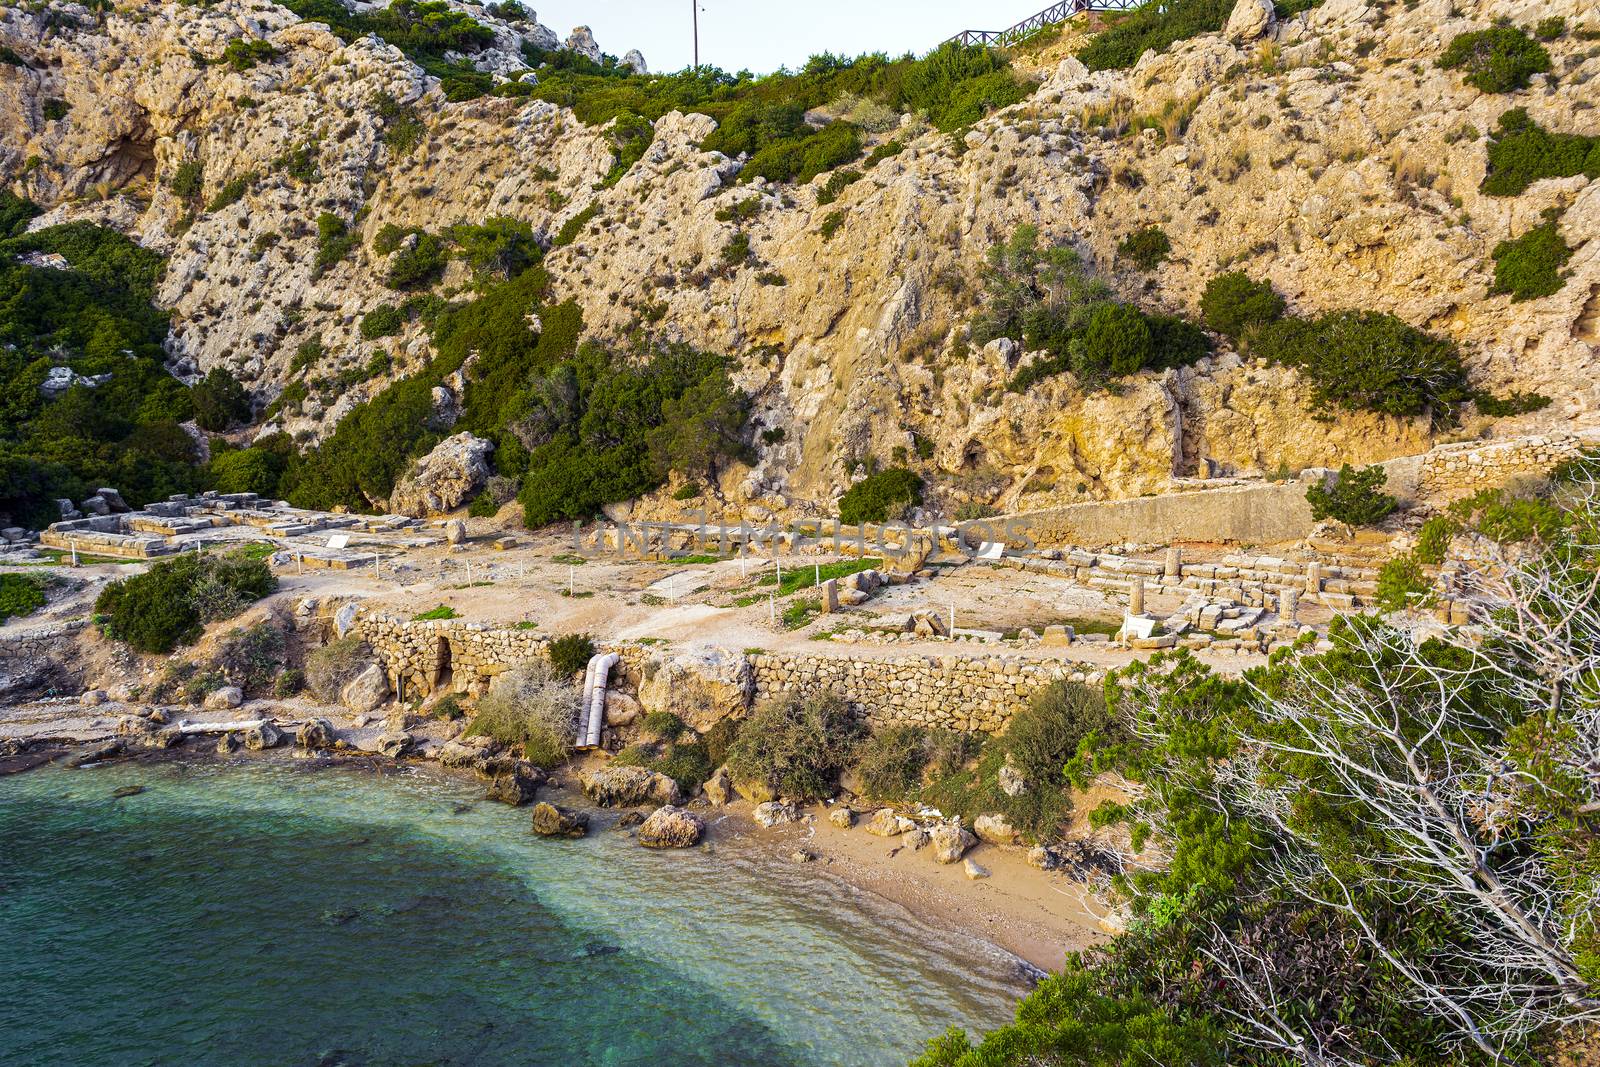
[0,757,1029,1066]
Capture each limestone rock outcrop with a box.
[579,764,682,808]
[637,805,704,849]
[388,433,495,517]
[637,647,753,731]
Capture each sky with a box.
[528,0,1045,75]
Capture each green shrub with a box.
[720,232,752,266]
[1199,271,1285,339]
[384,231,447,288]
[1253,310,1471,423]
[1534,16,1566,40]
[672,482,701,500]
[169,160,204,201]
[815,167,862,206]
[314,212,357,274]
[466,660,577,768]
[838,467,923,524]
[360,304,405,339]
[852,724,933,802]
[642,710,689,742]
[206,173,254,211]
[305,635,370,700]
[1082,302,1152,378]
[191,368,251,431]
[1438,27,1550,93]
[447,217,541,279]
[1480,109,1600,197]
[552,205,599,248]
[1413,514,1456,565]
[273,668,304,698]
[1117,227,1171,270]
[95,550,275,653]
[374,91,425,154]
[1448,486,1568,544]
[546,631,596,676]
[467,490,499,517]
[1375,553,1431,612]
[819,210,846,239]
[0,572,47,622]
[601,110,654,186]
[42,98,69,121]
[412,604,459,621]
[209,443,287,497]
[213,621,285,694]
[1078,0,1232,72]
[1490,216,1573,301]
[1305,463,1397,526]
[222,37,278,71]
[741,121,862,185]
[725,690,865,800]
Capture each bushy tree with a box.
[1304,462,1397,526]
[1199,270,1285,339]
[1438,26,1551,94]
[725,690,866,800]
[96,550,275,653]
[837,467,923,524]
[191,367,251,431]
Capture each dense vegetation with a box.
[1076,0,1232,72]
[1438,26,1551,94]
[279,0,498,100]
[1303,462,1397,526]
[725,691,867,801]
[267,262,750,527]
[94,550,276,653]
[838,467,924,524]
[1200,271,1545,425]
[1481,108,1600,197]
[1490,213,1573,301]
[976,227,1209,392]
[0,572,47,622]
[917,479,1600,1065]
[0,196,208,528]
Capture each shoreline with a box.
[1,699,1109,975]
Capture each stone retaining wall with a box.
[355,615,1074,734]
[748,651,1091,733]
[0,619,88,695]
[1407,432,1597,505]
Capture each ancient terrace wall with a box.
[1385,432,1600,507]
[354,615,1081,734]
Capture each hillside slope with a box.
[2,0,1596,522]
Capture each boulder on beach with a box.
[216,732,242,754]
[963,857,991,880]
[140,725,184,750]
[341,664,391,714]
[827,806,855,829]
[531,802,589,838]
[60,739,122,768]
[865,808,914,837]
[244,721,283,750]
[1027,846,1059,871]
[929,823,976,865]
[636,647,752,732]
[638,805,704,849]
[904,828,930,851]
[80,689,108,707]
[973,813,1021,846]
[579,765,681,808]
[203,686,243,711]
[296,718,335,750]
[486,762,544,806]
[702,766,733,806]
[753,801,800,827]
[376,730,412,758]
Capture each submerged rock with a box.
[637,805,704,849]
[216,732,242,754]
[376,731,412,758]
[531,802,589,838]
[61,739,123,768]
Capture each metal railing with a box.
[945,0,1147,48]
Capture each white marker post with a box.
[815,561,820,588]
[949,602,955,637]
[70,540,78,567]
[770,590,776,626]
[568,565,575,597]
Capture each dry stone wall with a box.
[355,614,1073,734]
[0,619,88,697]
[1410,433,1598,505]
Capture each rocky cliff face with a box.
[2,0,1596,520]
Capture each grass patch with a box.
[412,604,460,620]
[758,556,882,596]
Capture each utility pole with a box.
[692,0,699,68]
